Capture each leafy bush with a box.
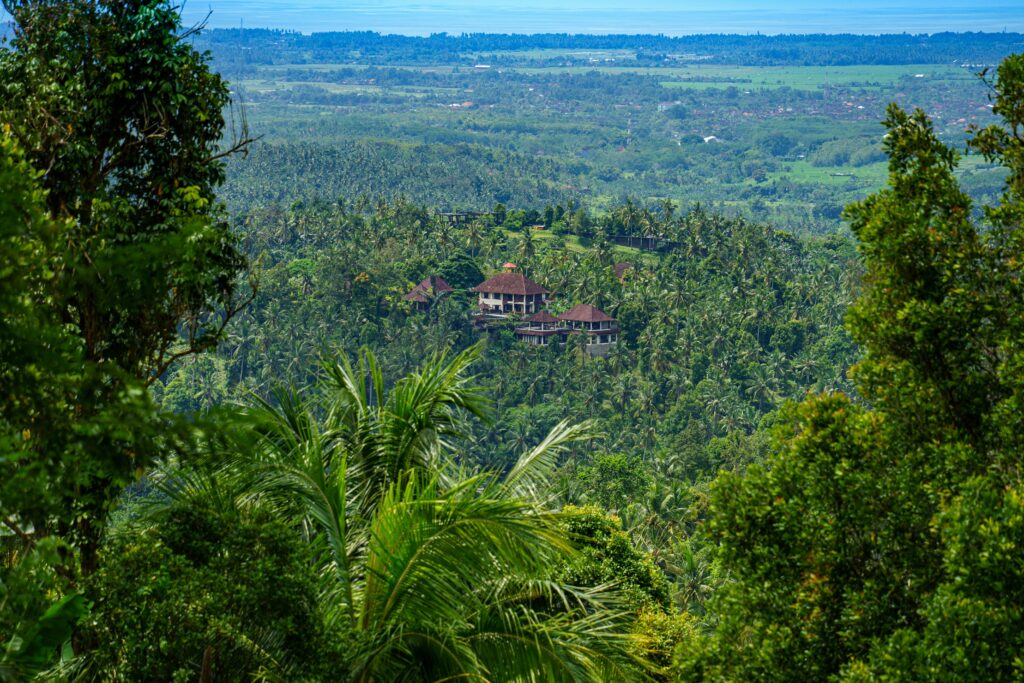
[559,505,671,612]
[84,503,342,681]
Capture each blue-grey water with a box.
[178,1,1024,35]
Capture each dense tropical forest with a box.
[199,29,1014,232]
[3,1,1024,681]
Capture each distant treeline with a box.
[196,29,1024,66]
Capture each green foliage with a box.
[0,130,76,528]
[808,137,886,168]
[84,502,337,681]
[10,7,1016,679]
[320,343,491,506]
[679,395,904,680]
[0,130,141,675]
[200,31,1012,233]
[157,355,232,415]
[144,349,643,681]
[1,0,247,378]
[209,196,858,490]
[632,609,695,681]
[677,52,1024,682]
[438,250,486,289]
[576,453,651,513]
[0,3,255,675]
[0,0,249,585]
[0,539,83,680]
[848,477,1024,682]
[559,505,671,612]
[164,190,860,653]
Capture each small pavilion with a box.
[403,275,455,311]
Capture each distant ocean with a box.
[178,2,1024,35]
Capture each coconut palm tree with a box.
[147,345,644,682]
[517,228,537,264]
[465,219,484,256]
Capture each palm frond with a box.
[321,344,491,512]
[377,343,490,475]
[468,596,644,683]
[502,419,597,502]
[359,472,565,630]
[131,347,643,682]
[224,392,363,625]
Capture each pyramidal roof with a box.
[403,275,454,302]
[472,272,548,296]
[417,275,454,293]
[558,303,615,323]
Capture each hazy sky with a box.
[180,0,1024,10]
[174,0,1024,34]
[0,1,1015,34]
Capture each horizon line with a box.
[193,26,1024,38]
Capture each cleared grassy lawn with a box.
[500,227,653,261]
[768,154,1001,189]
[251,62,972,93]
[516,63,969,90]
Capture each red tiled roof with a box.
[523,310,560,324]
[404,275,454,302]
[472,273,548,295]
[558,303,615,323]
[614,261,634,280]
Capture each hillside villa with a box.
[515,303,619,357]
[472,270,548,316]
[405,264,619,356]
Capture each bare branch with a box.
[177,7,211,42]
[207,134,260,163]
[146,283,258,386]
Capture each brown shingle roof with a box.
[472,273,548,296]
[614,262,634,280]
[403,275,454,302]
[558,303,615,323]
[403,290,430,303]
[523,310,560,325]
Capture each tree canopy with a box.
[3,2,1024,678]
[0,0,250,578]
[674,54,1024,683]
